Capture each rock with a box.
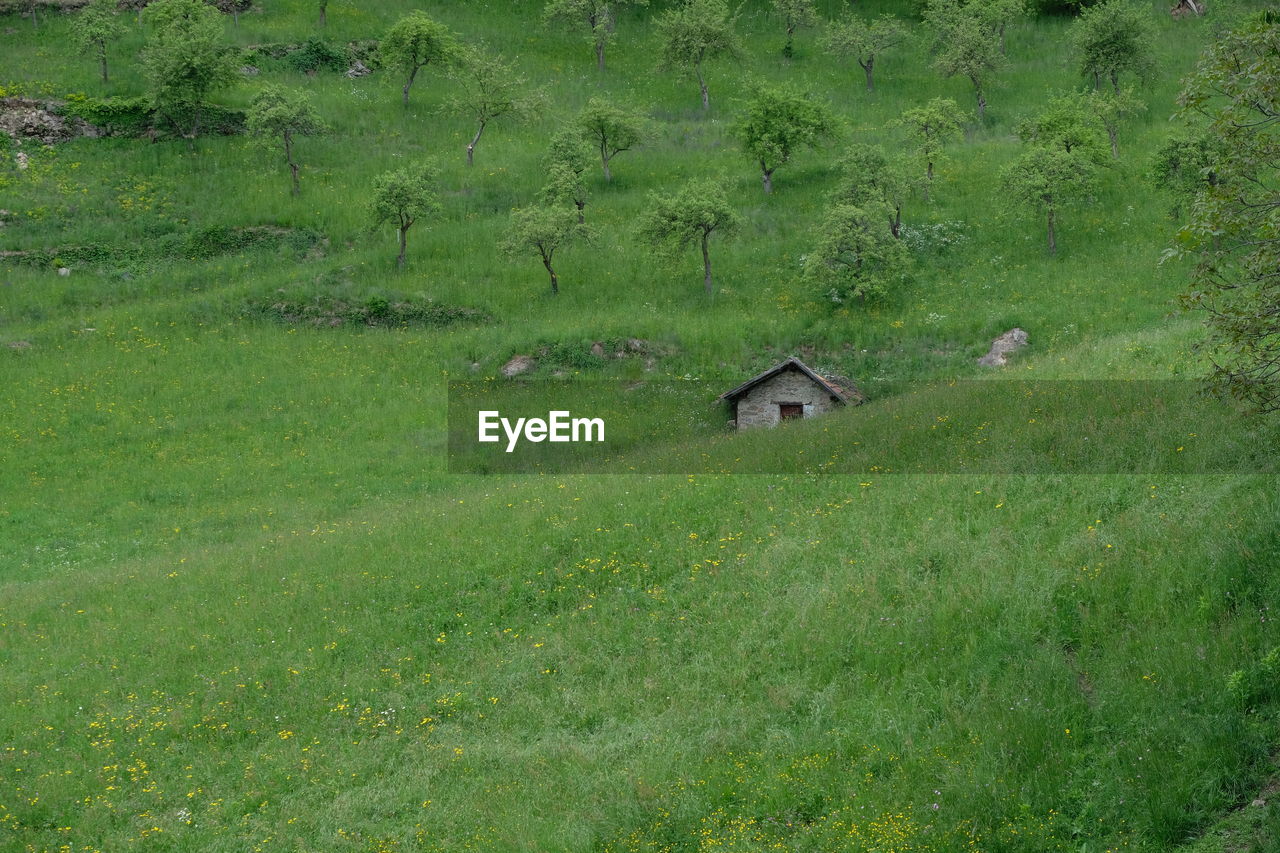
[15,151,28,170]
[590,341,605,358]
[239,65,260,76]
[57,267,70,277]
[977,328,1029,367]
[626,338,648,352]
[345,60,372,78]
[7,340,31,350]
[1252,798,1267,808]
[1,97,102,144]
[501,354,534,377]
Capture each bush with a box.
[285,37,349,73]
[244,293,490,328]
[60,95,152,136]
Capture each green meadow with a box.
[2,0,1279,850]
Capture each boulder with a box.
[977,328,1029,367]
[345,61,372,78]
[57,267,70,277]
[590,341,605,358]
[501,354,534,377]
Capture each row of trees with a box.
[537,0,1154,118]
[69,0,1159,134]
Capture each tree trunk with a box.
[467,122,485,166]
[575,200,585,225]
[701,231,713,294]
[319,6,326,27]
[999,21,1007,55]
[1046,205,1056,255]
[542,254,558,295]
[783,26,795,59]
[285,133,299,195]
[891,203,901,239]
[232,8,239,27]
[98,44,109,84]
[696,65,709,110]
[924,160,933,201]
[595,41,606,71]
[974,82,986,121]
[1109,69,1120,94]
[1107,125,1118,159]
[600,147,612,181]
[397,226,408,268]
[403,65,419,107]
[1092,69,1100,90]
[859,58,874,93]
[761,163,773,194]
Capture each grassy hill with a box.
[2,0,1279,850]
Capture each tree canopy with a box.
[576,97,646,182]
[369,162,441,268]
[821,13,909,93]
[380,12,457,107]
[1173,12,1280,412]
[1070,0,1154,93]
[140,0,238,142]
[734,82,838,194]
[655,0,744,110]
[71,0,125,84]
[542,0,647,71]
[637,179,741,294]
[245,85,327,196]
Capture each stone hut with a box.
[719,357,860,430]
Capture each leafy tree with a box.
[1015,90,1108,164]
[637,179,741,294]
[1173,13,1280,412]
[445,45,541,166]
[929,6,1005,120]
[830,143,912,238]
[502,205,589,295]
[807,203,909,305]
[380,12,457,107]
[771,0,818,59]
[1150,130,1222,218]
[979,0,1027,56]
[370,163,441,268]
[72,0,125,85]
[246,85,327,196]
[140,0,238,143]
[655,0,744,111]
[1000,145,1099,254]
[821,13,908,93]
[1090,87,1145,159]
[1070,0,1153,93]
[895,97,964,199]
[542,0,647,71]
[540,129,593,222]
[733,82,838,195]
[575,97,645,182]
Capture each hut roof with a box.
[717,357,858,404]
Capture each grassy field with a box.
[2,0,1279,850]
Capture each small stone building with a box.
[719,357,860,430]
